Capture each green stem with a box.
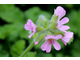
[19,41,35,57]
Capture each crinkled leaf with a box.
[10,40,26,57]
[0,4,24,23]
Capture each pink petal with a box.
[24,19,36,38]
[62,38,70,42]
[60,17,69,24]
[28,29,36,38]
[62,40,67,46]
[52,40,61,50]
[57,22,62,29]
[35,41,38,45]
[24,24,32,31]
[45,35,54,40]
[24,19,36,31]
[54,34,62,40]
[59,25,70,31]
[64,32,73,38]
[41,41,49,51]
[28,33,34,38]
[62,32,73,43]
[46,43,51,53]
[27,19,36,28]
[54,6,66,20]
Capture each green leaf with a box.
[0,50,9,57]
[70,39,80,57]
[0,23,24,41]
[19,29,30,39]
[10,40,26,57]
[0,27,6,39]
[24,52,36,57]
[0,4,24,23]
[55,53,63,57]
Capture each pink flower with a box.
[54,6,70,32]
[57,17,70,32]
[54,6,66,23]
[54,6,73,45]
[62,31,73,43]
[41,34,62,53]
[24,19,36,38]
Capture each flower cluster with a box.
[24,6,74,53]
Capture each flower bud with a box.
[51,14,58,23]
[36,15,49,28]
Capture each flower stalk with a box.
[19,41,35,57]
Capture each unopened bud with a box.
[51,14,58,23]
[36,15,49,28]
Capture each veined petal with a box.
[59,25,70,31]
[24,19,36,38]
[24,24,32,31]
[57,22,63,28]
[27,19,36,28]
[52,40,61,50]
[41,41,50,51]
[24,19,36,31]
[62,40,67,46]
[46,43,51,53]
[54,34,62,40]
[62,38,70,42]
[62,31,73,42]
[64,32,73,38]
[54,6,66,19]
[60,17,69,24]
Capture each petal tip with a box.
[35,41,38,45]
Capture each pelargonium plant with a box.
[20,6,74,57]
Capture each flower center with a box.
[48,39,53,44]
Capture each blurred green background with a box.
[0,4,80,57]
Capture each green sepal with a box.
[49,29,65,36]
[36,26,44,32]
[36,15,49,28]
[37,33,45,43]
[51,14,58,23]
[50,23,57,30]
